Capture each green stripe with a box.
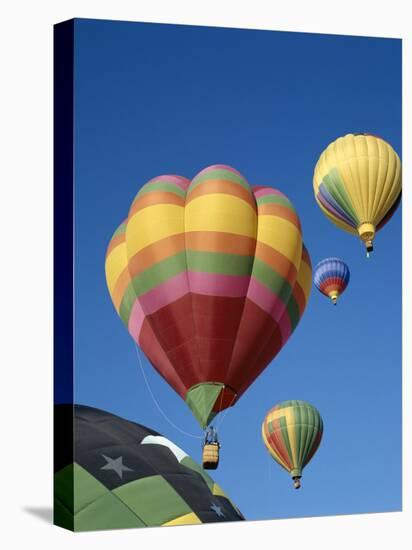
[136,182,187,199]
[252,258,292,303]
[323,168,359,224]
[119,283,138,325]
[190,169,251,193]
[285,294,301,331]
[255,194,295,210]
[131,250,255,298]
[133,251,187,295]
[119,250,301,327]
[112,222,127,238]
[119,249,254,322]
[294,405,303,469]
[278,400,302,409]
[187,250,254,276]
[302,408,321,467]
[119,251,187,323]
[299,405,319,470]
[297,405,309,467]
[252,257,301,330]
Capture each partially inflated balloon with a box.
[262,400,323,489]
[313,257,350,305]
[105,165,312,428]
[313,134,401,257]
[54,405,244,530]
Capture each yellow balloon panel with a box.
[185,193,257,237]
[257,215,302,270]
[126,204,185,257]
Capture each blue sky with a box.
[70,19,401,521]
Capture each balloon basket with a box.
[202,443,220,470]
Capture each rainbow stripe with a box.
[105,165,312,427]
[313,257,350,303]
[313,133,402,241]
[262,400,323,483]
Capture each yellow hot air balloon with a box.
[313,133,401,256]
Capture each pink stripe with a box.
[247,278,288,322]
[146,175,190,190]
[253,187,286,199]
[138,271,189,315]
[128,299,146,344]
[188,271,250,297]
[127,274,293,353]
[137,271,253,317]
[278,308,292,343]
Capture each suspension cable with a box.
[134,345,203,439]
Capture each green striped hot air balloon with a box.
[262,400,323,489]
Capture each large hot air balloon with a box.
[262,400,323,489]
[313,133,401,257]
[313,257,350,305]
[105,165,312,431]
[54,405,244,531]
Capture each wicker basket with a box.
[202,443,219,470]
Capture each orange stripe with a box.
[106,232,126,259]
[271,417,294,469]
[185,231,256,255]
[186,179,256,209]
[127,231,258,278]
[112,267,133,311]
[127,233,186,277]
[257,203,301,229]
[114,230,298,291]
[266,419,292,469]
[129,191,185,216]
[254,241,297,285]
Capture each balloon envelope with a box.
[54,405,244,531]
[313,257,350,305]
[106,165,312,428]
[262,400,323,488]
[313,133,401,255]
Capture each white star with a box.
[210,502,225,517]
[100,454,134,479]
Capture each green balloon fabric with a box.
[54,405,244,531]
[262,400,323,486]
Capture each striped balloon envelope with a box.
[105,165,312,428]
[313,133,401,257]
[313,257,350,305]
[262,400,323,489]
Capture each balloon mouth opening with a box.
[358,223,375,257]
[329,292,338,305]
